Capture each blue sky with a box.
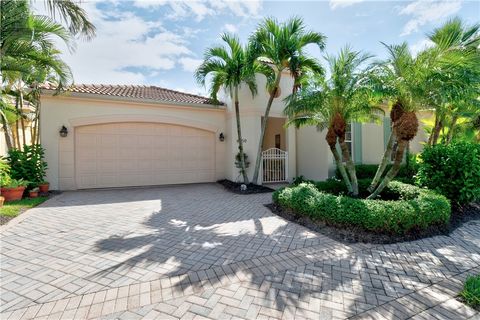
[56,0,480,96]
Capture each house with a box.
[31,72,429,190]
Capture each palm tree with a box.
[367,43,430,198]
[426,18,480,145]
[43,0,96,40]
[285,46,381,196]
[195,34,271,183]
[249,17,326,185]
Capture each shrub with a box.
[460,275,480,310]
[416,142,480,205]
[335,163,418,183]
[273,181,450,235]
[0,158,11,187]
[7,145,47,189]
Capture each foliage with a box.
[460,275,480,310]
[335,163,418,183]
[0,158,11,187]
[0,196,48,217]
[416,142,480,204]
[2,179,29,188]
[273,181,450,235]
[7,145,47,188]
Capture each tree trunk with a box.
[329,144,353,194]
[339,140,358,196]
[19,90,27,148]
[252,71,282,184]
[445,114,458,145]
[0,110,14,150]
[430,113,443,146]
[234,87,249,184]
[368,129,395,192]
[14,96,21,149]
[367,139,407,199]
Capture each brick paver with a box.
[0,183,479,319]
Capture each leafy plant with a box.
[273,181,450,235]
[0,158,11,187]
[416,142,480,204]
[460,275,480,310]
[7,145,48,188]
[3,179,29,188]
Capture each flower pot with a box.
[29,191,39,198]
[1,187,26,202]
[39,183,49,193]
[0,196,4,207]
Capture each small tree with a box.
[285,46,382,196]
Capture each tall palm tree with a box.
[285,46,381,196]
[44,0,96,40]
[249,16,326,185]
[195,34,272,183]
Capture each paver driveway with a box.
[1,183,479,320]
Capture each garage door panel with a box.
[76,122,215,189]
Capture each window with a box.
[343,123,354,162]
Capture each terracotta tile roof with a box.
[40,83,221,106]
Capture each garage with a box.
[75,122,216,189]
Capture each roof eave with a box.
[40,90,226,110]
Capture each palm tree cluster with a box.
[198,16,479,198]
[1,0,95,151]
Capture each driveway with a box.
[0,184,479,320]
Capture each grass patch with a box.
[460,275,480,310]
[1,197,49,217]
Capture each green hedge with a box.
[273,181,451,235]
[416,142,480,205]
[335,163,418,183]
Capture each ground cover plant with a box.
[459,274,480,310]
[0,197,48,225]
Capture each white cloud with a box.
[409,39,435,55]
[399,0,462,36]
[223,23,238,33]
[132,0,262,21]
[179,57,203,72]
[52,2,195,84]
[329,0,364,10]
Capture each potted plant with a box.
[29,187,39,198]
[38,181,50,193]
[1,179,29,202]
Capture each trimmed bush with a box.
[416,142,480,205]
[460,274,480,310]
[273,181,451,235]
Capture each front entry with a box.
[75,122,215,188]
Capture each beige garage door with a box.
[75,122,215,189]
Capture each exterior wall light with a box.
[59,126,68,137]
[219,132,225,142]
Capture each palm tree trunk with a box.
[367,139,407,199]
[19,90,27,147]
[0,110,14,150]
[430,112,443,146]
[234,87,249,184]
[330,144,353,194]
[339,140,358,196]
[14,97,21,149]
[252,71,282,184]
[445,114,458,145]
[368,129,395,192]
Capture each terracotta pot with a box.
[29,191,39,198]
[0,196,4,207]
[39,183,49,193]
[1,187,26,202]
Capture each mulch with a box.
[266,201,480,245]
[217,179,274,195]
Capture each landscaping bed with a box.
[217,179,274,194]
[0,195,50,225]
[270,179,454,244]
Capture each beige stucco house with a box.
[28,71,429,190]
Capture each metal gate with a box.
[262,148,288,183]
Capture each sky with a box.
[42,0,480,96]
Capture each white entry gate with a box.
[262,148,288,183]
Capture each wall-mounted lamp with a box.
[59,125,68,137]
[219,132,225,142]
